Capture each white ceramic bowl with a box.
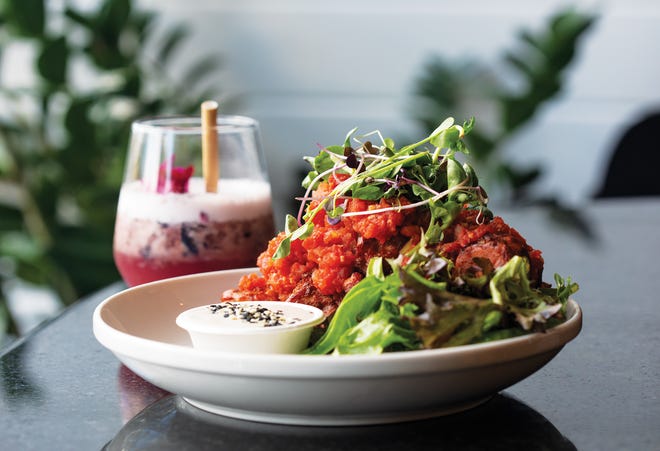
[175,301,324,354]
[93,268,582,426]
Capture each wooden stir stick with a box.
[201,100,219,193]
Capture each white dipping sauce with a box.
[176,301,325,354]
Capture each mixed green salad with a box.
[287,117,579,355]
[306,256,577,355]
[253,118,578,354]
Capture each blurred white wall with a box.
[142,0,660,221]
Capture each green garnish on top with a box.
[274,117,490,259]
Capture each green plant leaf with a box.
[63,99,96,167]
[334,300,419,354]
[497,162,542,193]
[157,24,188,65]
[180,56,221,89]
[0,207,23,231]
[500,10,595,133]
[0,231,42,261]
[64,8,94,28]
[305,275,387,355]
[86,34,127,70]
[96,0,132,34]
[130,11,156,44]
[503,52,536,79]
[118,67,141,97]
[37,37,69,85]
[2,0,45,37]
[351,184,382,200]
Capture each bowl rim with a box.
[93,269,582,378]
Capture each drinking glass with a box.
[113,115,274,287]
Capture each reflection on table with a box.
[117,365,170,424]
[105,392,575,451]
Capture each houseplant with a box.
[411,7,596,238]
[0,0,220,341]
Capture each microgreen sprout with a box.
[273,117,489,260]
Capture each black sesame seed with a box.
[206,302,292,327]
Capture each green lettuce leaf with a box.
[411,296,501,348]
[489,256,565,330]
[304,276,385,355]
[305,273,419,355]
[334,301,419,354]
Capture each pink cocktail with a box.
[113,115,274,286]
